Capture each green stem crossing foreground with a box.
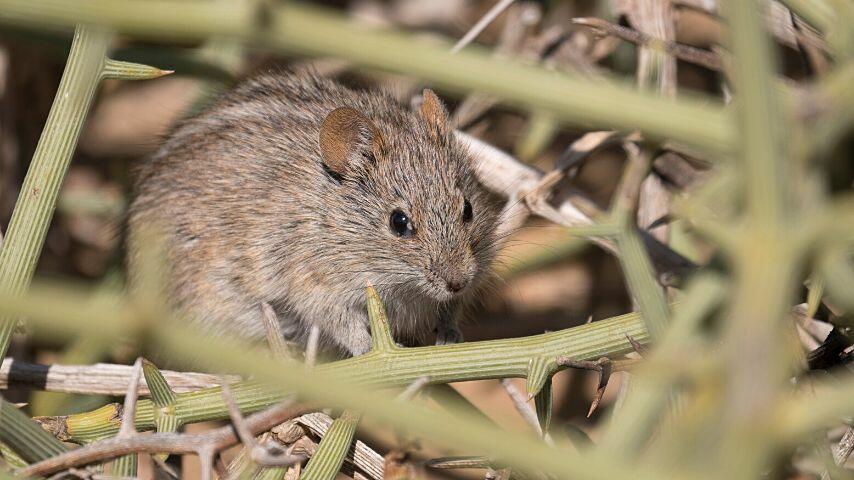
[0,25,169,363]
[0,0,733,155]
[50,304,648,442]
[0,26,110,362]
[301,411,361,480]
[7,287,656,480]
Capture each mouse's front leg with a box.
[327,310,374,357]
[435,301,464,345]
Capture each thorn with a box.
[556,356,612,417]
[142,358,178,408]
[525,357,551,398]
[365,285,396,353]
[451,0,516,54]
[426,456,491,469]
[305,326,320,369]
[102,59,175,80]
[221,381,305,467]
[398,376,431,401]
[261,302,294,361]
[626,334,648,357]
[588,358,612,417]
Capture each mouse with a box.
[127,72,501,357]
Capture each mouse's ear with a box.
[319,107,385,177]
[420,89,448,135]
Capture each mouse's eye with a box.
[462,199,473,223]
[389,209,415,237]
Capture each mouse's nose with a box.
[445,278,468,293]
[431,257,474,296]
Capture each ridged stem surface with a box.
[0,0,733,154]
[0,25,109,360]
[300,411,361,480]
[52,308,647,442]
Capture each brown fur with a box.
[127,72,501,356]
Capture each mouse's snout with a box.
[428,256,476,298]
[444,275,468,294]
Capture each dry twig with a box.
[452,0,517,53]
[221,382,305,468]
[460,131,694,283]
[499,379,544,437]
[118,358,143,438]
[0,358,234,395]
[17,401,308,477]
[572,17,722,71]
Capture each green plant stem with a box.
[143,322,665,480]
[0,0,733,154]
[597,273,726,456]
[142,359,178,408]
[717,0,800,477]
[0,25,110,362]
[301,411,361,480]
[611,147,671,340]
[0,398,67,463]
[0,441,28,469]
[4,284,667,480]
[495,234,589,280]
[85,310,645,439]
[819,245,854,312]
[108,454,137,477]
[254,466,288,480]
[616,229,671,338]
[0,24,167,363]
[0,284,649,444]
[102,58,171,80]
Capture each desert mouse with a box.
[127,72,501,356]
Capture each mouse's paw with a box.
[435,326,464,346]
[345,329,374,357]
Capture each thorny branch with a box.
[261,302,297,362]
